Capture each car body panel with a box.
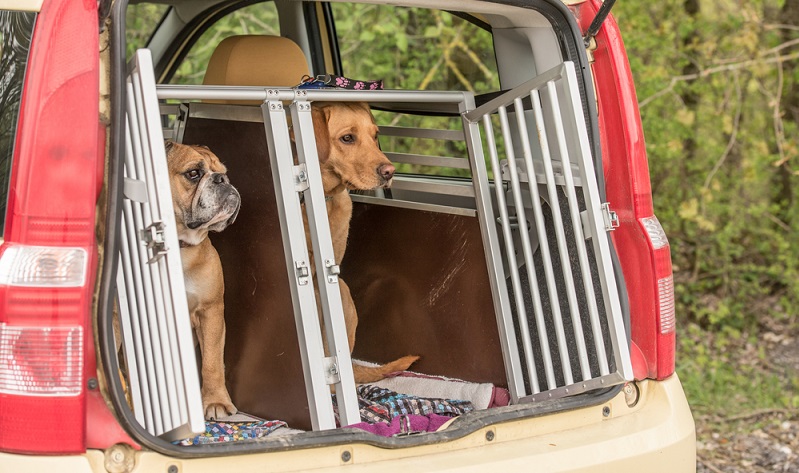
[0,0,42,11]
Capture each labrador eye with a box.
[184,169,202,181]
[340,134,355,144]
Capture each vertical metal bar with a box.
[115,251,146,427]
[261,99,337,431]
[142,95,191,429]
[476,114,529,400]
[137,49,205,437]
[559,63,633,380]
[525,89,573,386]
[545,82,609,375]
[290,100,361,427]
[531,85,591,382]
[495,106,540,394]
[121,50,205,440]
[132,72,181,430]
[121,131,156,431]
[121,185,163,434]
[510,97,557,390]
[125,85,171,434]
[461,96,525,402]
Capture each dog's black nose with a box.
[212,173,229,185]
[378,163,395,181]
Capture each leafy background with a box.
[612,3,799,468]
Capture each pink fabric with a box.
[345,414,453,437]
[489,386,511,407]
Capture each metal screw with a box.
[87,378,98,390]
[485,430,495,441]
[168,465,179,473]
[602,406,611,417]
[341,450,352,462]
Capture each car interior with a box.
[115,0,630,448]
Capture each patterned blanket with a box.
[336,384,474,426]
[177,384,475,445]
[176,419,288,446]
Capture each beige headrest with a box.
[203,36,310,103]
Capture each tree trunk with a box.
[775,0,799,225]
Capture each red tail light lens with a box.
[0,324,84,396]
[576,0,676,380]
[640,216,676,378]
[0,0,99,454]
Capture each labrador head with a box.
[310,102,395,194]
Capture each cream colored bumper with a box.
[2,375,696,473]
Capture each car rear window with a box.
[331,4,499,94]
[0,10,35,237]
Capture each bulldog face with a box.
[165,141,241,244]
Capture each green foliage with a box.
[615,0,799,330]
[333,4,499,177]
[677,322,799,415]
[333,4,497,93]
[125,4,168,59]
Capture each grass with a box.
[676,321,799,420]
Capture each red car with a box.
[0,0,695,470]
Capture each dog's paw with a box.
[203,401,238,421]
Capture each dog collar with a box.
[297,74,384,91]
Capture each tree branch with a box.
[639,50,799,108]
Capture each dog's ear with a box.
[165,140,175,153]
[311,105,331,163]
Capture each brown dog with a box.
[305,102,418,383]
[166,141,241,419]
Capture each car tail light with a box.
[0,0,100,454]
[575,0,676,380]
[641,216,676,377]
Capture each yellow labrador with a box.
[306,102,418,382]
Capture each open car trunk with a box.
[107,0,633,453]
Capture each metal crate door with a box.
[462,61,633,404]
[115,49,205,441]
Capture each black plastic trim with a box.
[303,1,326,75]
[447,10,492,32]
[321,2,342,75]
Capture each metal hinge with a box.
[140,221,167,263]
[324,258,340,284]
[295,260,310,286]
[294,163,309,193]
[323,356,341,385]
[602,203,619,231]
